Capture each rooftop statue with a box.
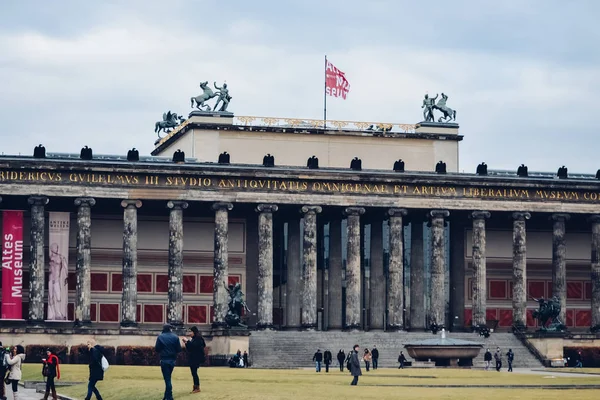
[155,111,185,137]
[190,80,232,112]
[224,282,250,328]
[421,93,457,123]
[531,295,566,332]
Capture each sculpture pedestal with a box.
[208,327,250,356]
[415,122,459,135]
[188,110,234,125]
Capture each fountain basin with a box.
[404,337,483,367]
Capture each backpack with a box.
[101,355,109,372]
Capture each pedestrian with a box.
[183,326,206,394]
[312,349,322,372]
[371,346,379,370]
[349,345,362,386]
[494,347,502,372]
[323,349,332,373]
[41,348,60,400]
[243,351,249,368]
[155,324,182,400]
[398,351,407,369]
[5,345,25,400]
[0,341,8,400]
[363,349,371,372]
[484,348,492,370]
[576,351,583,368]
[85,339,105,400]
[506,348,514,372]
[337,350,345,372]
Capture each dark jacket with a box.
[89,345,105,381]
[494,352,501,362]
[350,351,362,377]
[484,351,492,361]
[185,335,206,367]
[337,351,345,363]
[398,353,407,363]
[371,348,379,359]
[155,331,182,364]
[323,351,332,364]
[506,351,514,362]
[312,351,322,362]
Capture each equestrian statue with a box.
[191,81,232,112]
[531,295,566,332]
[421,92,457,123]
[224,282,250,328]
[155,111,185,137]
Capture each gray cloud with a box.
[0,1,599,174]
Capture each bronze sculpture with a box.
[531,296,566,332]
[421,93,457,123]
[155,111,185,137]
[224,282,250,328]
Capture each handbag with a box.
[4,376,9,385]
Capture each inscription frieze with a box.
[1,169,599,203]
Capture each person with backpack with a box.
[6,345,25,400]
[41,348,60,400]
[155,324,182,400]
[184,326,206,394]
[85,339,106,400]
[506,349,514,372]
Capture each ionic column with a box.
[328,219,343,330]
[387,209,407,330]
[344,207,364,330]
[121,200,142,327]
[589,215,600,331]
[409,219,425,330]
[471,211,490,327]
[512,212,530,328]
[212,202,233,328]
[74,197,95,325]
[256,204,278,329]
[301,205,322,329]
[429,210,449,328]
[167,201,188,327]
[552,213,569,324]
[28,196,49,323]
[286,218,302,328]
[370,218,385,330]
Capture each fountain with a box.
[404,329,484,367]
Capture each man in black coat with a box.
[155,324,182,400]
[349,345,362,386]
[85,340,104,400]
[184,326,206,394]
[484,348,492,370]
[312,349,323,372]
[337,350,345,372]
[323,350,332,373]
[371,346,379,370]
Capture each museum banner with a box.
[48,212,70,321]
[1,210,24,320]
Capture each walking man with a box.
[494,347,502,372]
[312,349,322,372]
[323,350,332,373]
[243,351,249,368]
[349,345,362,386]
[398,351,406,369]
[506,348,514,372]
[337,350,345,372]
[155,324,182,400]
[85,339,105,400]
[184,326,206,394]
[371,346,379,370]
[484,348,492,370]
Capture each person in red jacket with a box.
[42,349,60,400]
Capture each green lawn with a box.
[21,365,600,400]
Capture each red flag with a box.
[325,60,350,99]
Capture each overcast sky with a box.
[1,1,599,174]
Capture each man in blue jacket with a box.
[155,324,182,400]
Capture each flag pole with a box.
[324,55,327,130]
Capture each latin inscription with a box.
[1,169,600,203]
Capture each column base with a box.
[120,321,138,328]
[27,319,45,328]
[212,321,228,329]
[344,324,362,331]
[256,323,275,330]
[590,325,600,334]
[512,323,527,332]
[385,325,405,332]
[73,320,93,329]
[281,325,303,331]
[168,321,184,328]
[301,323,317,331]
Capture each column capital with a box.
[588,215,600,224]
[551,213,570,222]
[388,208,408,217]
[344,207,365,216]
[301,205,322,214]
[429,209,449,219]
[470,211,491,220]
[256,204,278,213]
[167,200,189,210]
[74,197,96,207]
[212,202,233,211]
[512,212,531,221]
[28,196,49,206]
[121,199,142,209]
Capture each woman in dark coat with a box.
[184,326,206,393]
[337,350,345,372]
[86,340,104,400]
[349,345,362,386]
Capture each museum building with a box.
[0,111,599,341]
